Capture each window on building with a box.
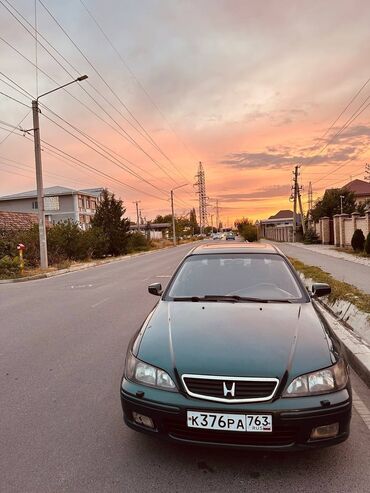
[91,199,96,210]
[78,196,83,209]
[32,200,38,210]
[85,197,90,209]
[79,214,85,223]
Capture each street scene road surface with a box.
[1,242,370,493]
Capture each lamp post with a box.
[170,184,188,246]
[32,75,88,269]
[340,195,345,215]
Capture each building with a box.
[0,211,50,231]
[343,179,370,204]
[129,222,171,240]
[258,209,302,242]
[0,186,104,230]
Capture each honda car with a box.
[120,242,351,450]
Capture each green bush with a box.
[364,232,370,255]
[0,255,21,278]
[126,232,151,253]
[303,228,320,244]
[81,226,109,259]
[351,229,365,252]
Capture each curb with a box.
[316,300,370,387]
[0,241,202,284]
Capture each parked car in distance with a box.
[121,242,351,450]
[226,232,236,240]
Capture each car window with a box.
[166,253,304,301]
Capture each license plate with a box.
[187,411,272,432]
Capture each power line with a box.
[79,0,196,182]
[0,123,169,202]
[0,11,178,188]
[41,110,169,196]
[317,77,370,143]
[0,90,29,107]
[37,0,182,184]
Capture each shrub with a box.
[126,232,151,253]
[303,228,320,244]
[365,232,370,255]
[47,221,85,262]
[0,255,21,278]
[351,229,365,252]
[82,226,109,259]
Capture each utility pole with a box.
[291,166,298,242]
[170,184,188,246]
[133,201,141,232]
[340,195,345,214]
[215,199,220,232]
[32,100,48,269]
[31,74,88,269]
[365,163,370,182]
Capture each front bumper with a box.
[120,379,351,451]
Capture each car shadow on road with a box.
[127,431,341,486]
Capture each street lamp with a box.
[32,75,88,269]
[340,195,345,215]
[170,184,188,246]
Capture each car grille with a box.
[182,375,278,403]
[165,417,296,447]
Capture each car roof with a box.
[189,242,282,256]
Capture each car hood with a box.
[136,301,337,381]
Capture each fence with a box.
[312,211,370,246]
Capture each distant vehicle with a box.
[226,233,236,240]
[212,233,222,240]
[121,242,351,450]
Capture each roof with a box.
[189,242,279,255]
[0,186,104,201]
[344,179,370,197]
[0,211,47,230]
[268,209,294,220]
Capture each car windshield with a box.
[166,253,305,302]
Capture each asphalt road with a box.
[1,242,370,493]
[275,242,370,293]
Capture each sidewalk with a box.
[273,241,370,294]
[283,242,370,268]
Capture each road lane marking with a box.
[91,297,109,308]
[352,389,370,431]
[156,275,171,278]
[71,284,93,289]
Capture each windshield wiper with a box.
[172,295,294,303]
[173,295,265,303]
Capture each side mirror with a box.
[148,283,162,296]
[311,283,331,298]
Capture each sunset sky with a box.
[0,0,369,224]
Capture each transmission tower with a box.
[194,162,208,233]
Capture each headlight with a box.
[125,353,176,391]
[283,360,348,397]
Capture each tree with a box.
[234,218,258,242]
[189,208,199,235]
[364,232,370,254]
[311,188,356,221]
[351,229,365,252]
[356,199,370,215]
[91,189,130,255]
